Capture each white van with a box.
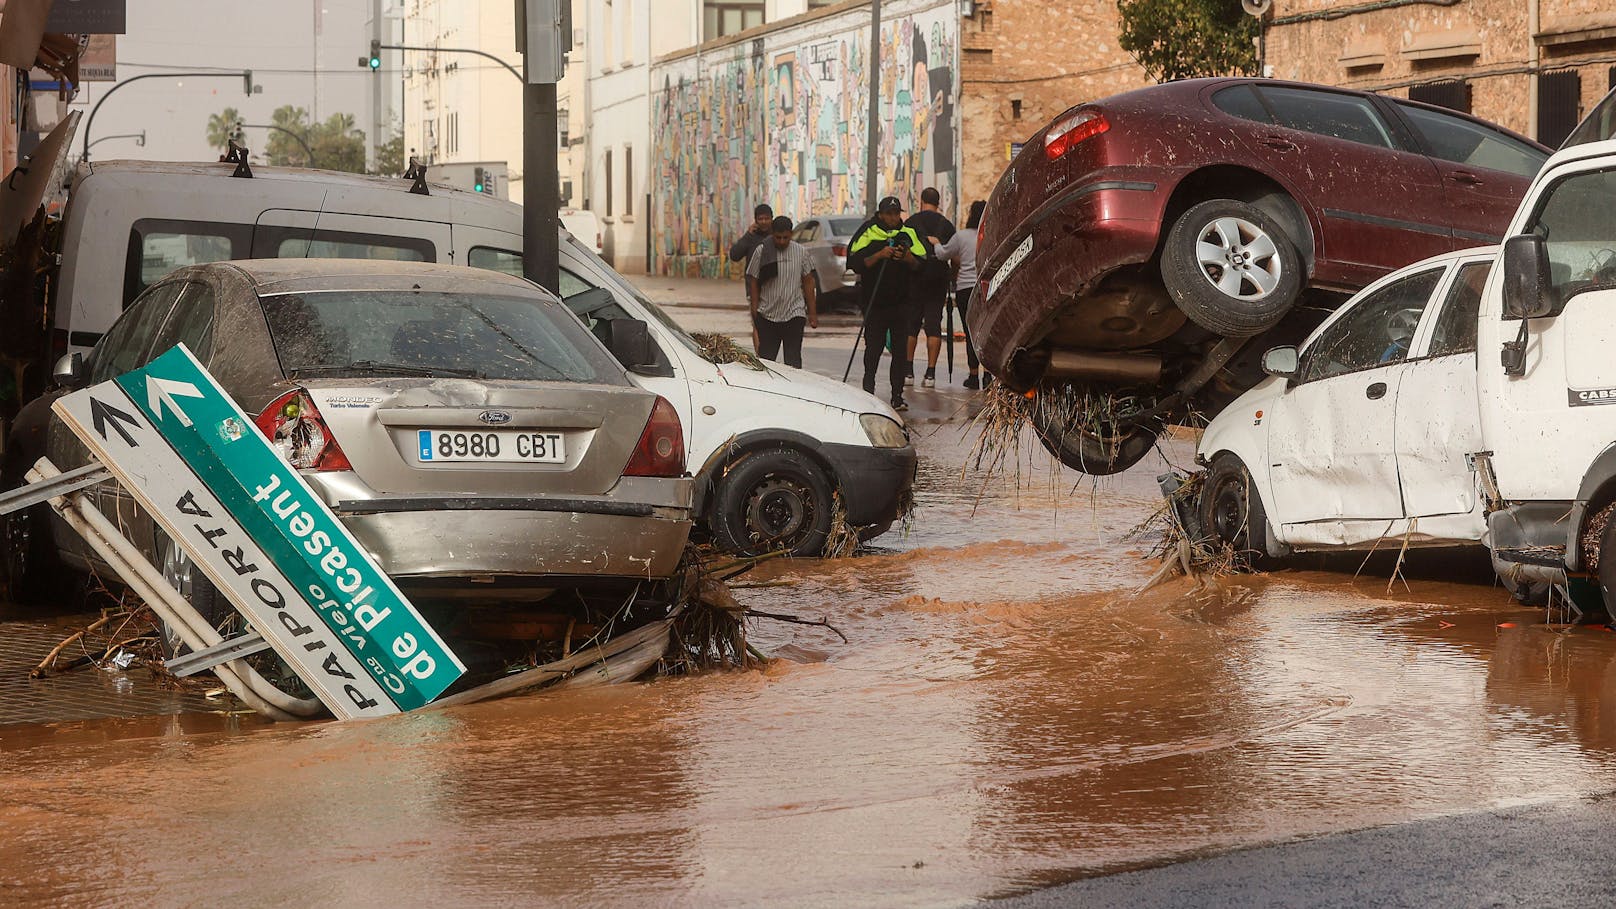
[22,160,916,556]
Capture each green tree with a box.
[205,106,243,151]
[1116,0,1260,84]
[372,130,405,177]
[259,106,368,173]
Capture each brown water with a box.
[5,427,1616,907]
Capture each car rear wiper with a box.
[289,360,487,380]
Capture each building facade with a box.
[1266,0,1616,147]
[644,0,1150,278]
[401,0,588,206]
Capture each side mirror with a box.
[606,318,654,371]
[1501,234,1555,320]
[52,352,87,389]
[1261,345,1299,380]
[562,286,617,320]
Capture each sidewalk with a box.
[628,274,749,311]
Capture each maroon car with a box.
[971,77,1548,474]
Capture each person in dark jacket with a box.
[903,187,956,388]
[728,203,774,268]
[847,195,928,411]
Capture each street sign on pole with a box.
[54,345,465,716]
[518,0,569,85]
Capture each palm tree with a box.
[205,107,243,151]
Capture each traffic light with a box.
[367,40,381,70]
[473,167,487,194]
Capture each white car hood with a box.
[715,360,899,418]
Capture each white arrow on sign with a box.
[146,375,205,428]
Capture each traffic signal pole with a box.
[516,0,567,295]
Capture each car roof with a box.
[195,258,543,296]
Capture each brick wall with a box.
[957,0,1149,210]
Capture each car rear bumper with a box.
[337,506,692,581]
[971,181,1162,382]
[820,441,917,527]
[312,474,694,582]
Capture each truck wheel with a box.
[1199,454,1271,564]
[710,448,835,557]
[1597,520,1616,622]
[1162,199,1303,338]
[155,531,227,657]
[1029,408,1159,476]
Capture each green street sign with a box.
[113,345,465,710]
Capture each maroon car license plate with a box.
[416,430,565,463]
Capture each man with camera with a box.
[847,195,928,411]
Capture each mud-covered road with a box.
[4,295,1616,906]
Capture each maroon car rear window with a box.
[1212,85,1271,125]
[1262,87,1395,149]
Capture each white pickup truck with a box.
[1195,88,1616,614]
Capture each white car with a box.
[1195,247,1499,566]
[559,209,604,255]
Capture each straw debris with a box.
[691,331,768,370]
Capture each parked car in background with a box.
[1195,247,1498,568]
[560,208,604,255]
[972,77,1549,475]
[793,213,866,309]
[2,260,693,607]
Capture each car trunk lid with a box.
[295,378,655,497]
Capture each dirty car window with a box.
[1211,85,1271,124]
[1527,166,1616,303]
[1397,103,1546,179]
[258,290,625,384]
[1261,87,1395,149]
[1426,262,1489,358]
[1300,267,1443,382]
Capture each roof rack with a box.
[403,156,430,196]
[219,140,253,179]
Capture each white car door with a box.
[1266,265,1447,530]
[1394,258,1489,522]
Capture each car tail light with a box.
[623,396,685,477]
[1044,110,1109,161]
[833,243,847,257]
[255,389,352,472]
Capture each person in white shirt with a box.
[937,200,986,390]
[745,216,819,368]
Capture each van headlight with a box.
[860,413,909,449]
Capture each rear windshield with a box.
[259,290,626,384]
[829,218,863,236]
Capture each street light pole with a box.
[865,0,881,215]
[82,70,255,162]
[241,123,318,168]
[85,130,146,153]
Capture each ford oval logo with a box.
[479,410,512,426]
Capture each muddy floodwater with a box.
[7,423,1616,907]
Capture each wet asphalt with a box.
[996,796,1616,908]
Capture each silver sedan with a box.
[6,259,692,608]
[793,214,867,308]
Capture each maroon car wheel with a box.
[1162,200,1303,338]
[1029,404,1160,477]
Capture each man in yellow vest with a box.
[847,196,928,412]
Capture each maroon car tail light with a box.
[1044,110,1109,161]
[255,389,353,472]
[623,396,685,477]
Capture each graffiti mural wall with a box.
[650,0,959,277]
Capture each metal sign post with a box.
[53,345,465,717]
[518,0,569,294]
